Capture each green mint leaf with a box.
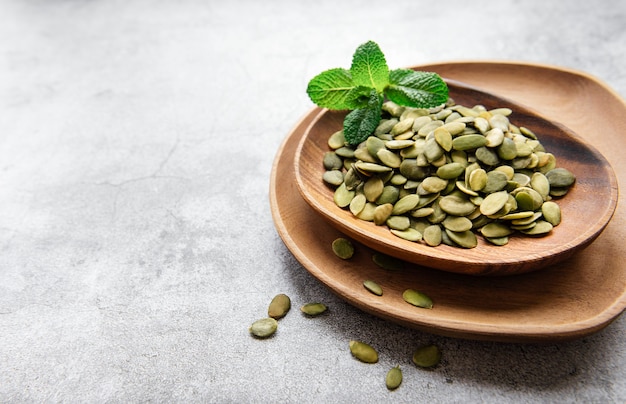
[343,90,383,145]
[306,68,358,110]
[350,41,389,93]
[344,85,377,109]
[386,69,449,108]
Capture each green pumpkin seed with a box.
[423,225,443,246]
[445,229,478,248]
[363,280,383,296]
[468,168,488,191]
[411,207,435,218]
[323,170,344,186]
[480,190,509,216]
[412,344,441,368]
[485,236,509,246]
[521,220,553,235]
[434,127,453,151]
[386,366,403,390]
[439,194,476,216]
[436,162,465,180]
[452,134,487,151]
[349,340,378,363]
[390,228,423,242]
[249,318,278,338]
[482,170,509,193]
[387,215,411,231]
[373,186,398,205]
[373,203,394,225]
[392,194,420,215]
[480,222,514,238]
[268,294,291,319]
[377,149,402,168]
[333,183,355,208]
[301,303,327,316]
[331,238,354,259]
[421,176,448,193]
[328,130,345,149]
[542,201,561,226]
[356,202,377,221]
[475,146,500,166]
[402,289,433,309]
[545,167,576,188]
[363,177,384,202]
[323,152,343,170]
[443,216,473,232]
[349,193,367,216]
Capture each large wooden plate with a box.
[269,61,626,342]
[294,80,617,276]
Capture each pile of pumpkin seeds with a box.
[323,99,576,248]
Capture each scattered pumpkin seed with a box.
[412,344,441,368]
[363,280,383,296]
[267,293,291,320]
[331,238,354,259]
[402,289,433,309]
[301,303,327,316]
[249,318,278,338]
[385,366,403,390]
[349,340,379,363]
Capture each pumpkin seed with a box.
[402,289,433,309]
[412,344,441,368]
[349,340,378,363]
[386,366,403,390]
[328,130,345,149]
[452,134,487,151]
[480,190,509,216]
[301,303,327,316]
[445,229,478,248]
[323,170,344,186]
[249,318,278,338]
[546,167,576,187]
[390,228,423,242]
[331,238,354,259]
[443,216,473,232]
[363,280,383,296]
[268,294,291,319]
[349,193,367,216]
[333,183,355,208]
[423,225,443,246]
[542,201,561,226]
[374,203,394,225]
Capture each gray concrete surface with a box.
[1,0,625,402]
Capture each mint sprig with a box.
[306,41,449,145]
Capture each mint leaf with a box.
[350,41,389,93]
[343,90,383,145]
[306,68,358,110]
[386,69,449,108]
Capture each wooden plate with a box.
[294,80,618,276]
[269,61,626,342]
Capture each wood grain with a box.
[294,80,618,276]
[269,62,626,342]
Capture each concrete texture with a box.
[1,0,625,402]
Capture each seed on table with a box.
[349,340,379,363]
[327,130,345,149]
[332,238,354,259]
[301,303,327,316]
[268,293,291,319]
[322,170,344,186]
[402,289,433,309]
[323,151,343,170]
[249,318,278,339]
[386,366,403,390]
[412,344,441,368]
[363,280,383,296]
